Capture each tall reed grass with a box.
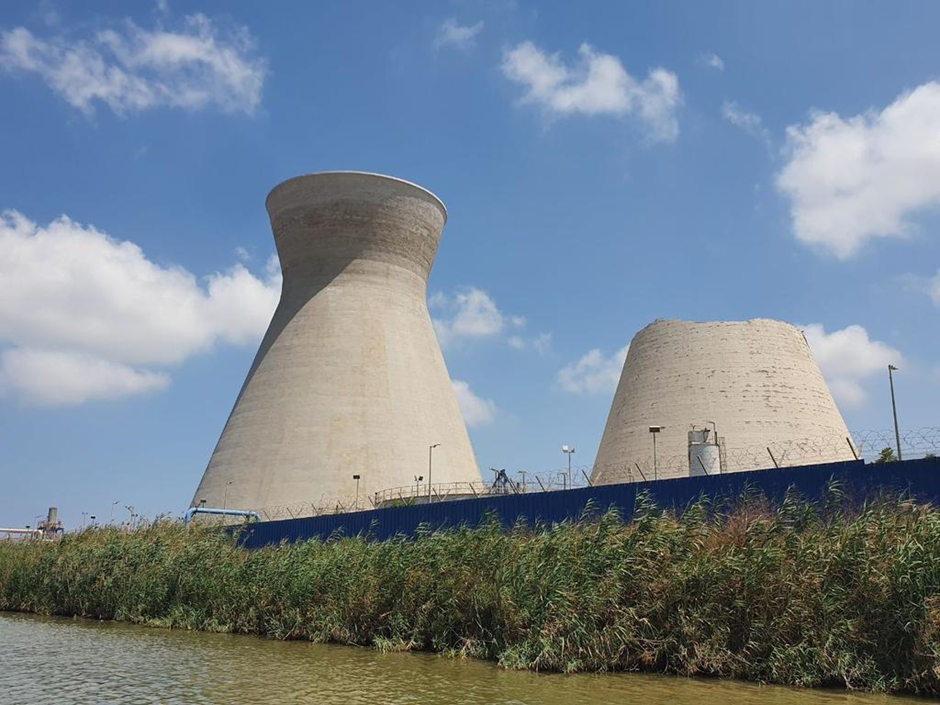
[2,487,939,694]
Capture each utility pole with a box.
[649,426,662,480]
[353,474,361,510]
[888,365,902,461]
[561,445,575,489]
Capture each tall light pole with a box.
[223,481,233,510]
[352,474,361,510]
[888,365,902,461]
[649,426,662,480]
[428,443,440,502]
[110,501,120,525]
[414,475,423,499]
[561,445,575,490]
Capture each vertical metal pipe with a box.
[427,444,439,502]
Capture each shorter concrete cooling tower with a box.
[192,172,482,514]
[591,319,856,485]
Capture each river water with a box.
[0,612,925,705]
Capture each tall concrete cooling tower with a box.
[591,319,856,485]
[192,172,482,514]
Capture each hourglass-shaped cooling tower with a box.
[192,172,482,513]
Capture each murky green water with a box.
[0,612,925,705]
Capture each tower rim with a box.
[265,171,448,224]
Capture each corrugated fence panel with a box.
[237,458,940,548]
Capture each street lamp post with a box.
[888,365,902,461]
[223,481,233,510]
[649,426,663,480]
[428,443,440,502]
[353,474,361,510]
[110,501,120,524]
[561,445,575,489]
[414,475,423,499]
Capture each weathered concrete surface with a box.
[591,319,855,484]
[192,172,482,513]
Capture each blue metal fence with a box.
[237,457,940,549]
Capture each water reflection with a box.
[0,612,921,705]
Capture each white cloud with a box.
[0,348,169,406]
[508,332,551,355]
[802,323,902,408]
[0,210,280,405]
[930,271,940,305]
[556,344,628,394]
[722,100,770,145]
[452,379,497,427]
[430,287,507,347]
[697,52,724,71]
[501,41,681,143]
[0,12,266,116]
[532,332,552,355]
[777,82,940,259]
[434,18,483,51]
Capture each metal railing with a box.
[252,428,939,522]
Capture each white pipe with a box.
[184,507,260,525]
[0,528,42,539]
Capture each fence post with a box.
[767,447,779,468]
[846,437,859,461]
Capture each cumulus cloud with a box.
[556,344,628,394]
[777,82,940,259]
[434,18,483,51]
[430,287,508,347]
[501,41,681,143]
[697,52,724,71]
[803,323,902,408]
[722,100,770,146]
[0,11,266,116]
[0,210,280,405]
[452,379,497,427]
[0,349,169,406]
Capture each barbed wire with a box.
[255,427,939,521]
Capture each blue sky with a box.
[1,1,938,528]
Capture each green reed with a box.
[2,487,940,694]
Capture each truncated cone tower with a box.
[192,172,482,513]
[591,319,856,485]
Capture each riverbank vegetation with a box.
[2,488,940,694]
